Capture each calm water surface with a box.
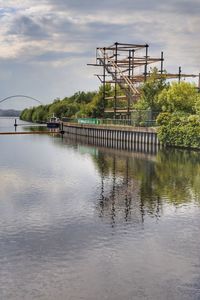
[0,117,200,300]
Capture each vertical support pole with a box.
[96,48,98,65]
[103,47,106,119]
[160,51,164,75]
[114,42,118,119]
[178,66,181,83]
[144,44,149,82]
[128,50,131,78]
[128,49,132,119]
[132,50,135,77]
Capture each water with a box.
[0,117,46,133]
[0,117,200,300]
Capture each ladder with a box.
[98,49,140,102]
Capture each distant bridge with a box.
[0,95,42,105]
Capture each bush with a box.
[157,113,200,148]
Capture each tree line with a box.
[20,68,200,148]
[20,84,119,123]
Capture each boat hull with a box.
[47,122,60,128]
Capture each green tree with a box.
[195,97,200,115]
[134,67,168,111]
[157,112,200,148]
[158,81,200,113]
[77,84,113,118]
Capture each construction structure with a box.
[88,42,199,119]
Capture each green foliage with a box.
[195,98,200,115]
[155,81,200,148]
[157,113,200,148]
[20,78,200,150]
[20,84,122,122]
[134,67,168,111]
[20,107,36,121]
[20,90,98,122]
[134,74,200,147]
[156,112,172,126]
[158,81,200,113]
[69,91,96,104]
[77,84,112,118]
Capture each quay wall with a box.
[62,123,160,147]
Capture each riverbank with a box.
[61,121,200,151]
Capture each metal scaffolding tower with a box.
[88,42,199,118]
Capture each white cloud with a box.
[0,0,199,107]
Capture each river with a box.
[0,117,200,300]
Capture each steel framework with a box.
[88,42,199,118]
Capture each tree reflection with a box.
[61,134,200,224]
[94,147,200,225]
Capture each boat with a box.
[47,115,60,128]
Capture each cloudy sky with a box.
[0,0,200,109]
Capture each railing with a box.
[62,118,157,127]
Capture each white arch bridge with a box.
[0,95,42,105]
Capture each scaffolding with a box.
[88,42,199,118]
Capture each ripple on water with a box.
[1,122,200,299]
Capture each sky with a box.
[0,0,200,109]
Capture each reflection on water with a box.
[85,139,200,224]
[1,118,200,300]
[63,131,160,154]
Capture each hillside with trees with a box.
[0,109,21,117]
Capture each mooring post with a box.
[178,66,182,83]
[60,122,64,137]
[160,51,164,75]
